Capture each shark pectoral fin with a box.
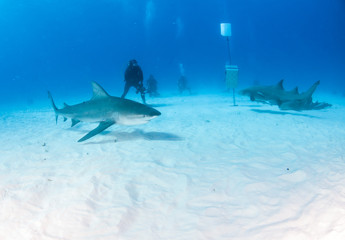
[71,119,80,127]
[63,117,67,122]
[78,121,115,142]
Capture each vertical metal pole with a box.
[226,37,231,65]
[233,88,236,106]
[227,36,236,106]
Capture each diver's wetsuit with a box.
[121,62,146,104]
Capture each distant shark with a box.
[240,80,331,111]
[48,81,161,142]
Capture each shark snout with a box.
[142,105,161,117]
[151,108,161,117]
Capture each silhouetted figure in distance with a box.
[178,75,191,94]
[146,74,160,97]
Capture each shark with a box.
[48,81,161,142]
[240,80,331,111]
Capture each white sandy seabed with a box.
[0,92,345,240]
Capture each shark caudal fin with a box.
[48,91,59,124]
[303,80,320,98]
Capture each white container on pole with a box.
[220,23,231,37]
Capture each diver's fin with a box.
[78,121,115,142]
[71,119,80,127]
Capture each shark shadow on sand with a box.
[80,129,184,144]
[251,109,321,118]
[240,80,331,111]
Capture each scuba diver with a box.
[121,59,146,104]
[178,75,191,94]
[177,63,191,94]
[146,74,160,97]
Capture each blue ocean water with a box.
[0,0,344,106]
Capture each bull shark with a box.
[48,81,161,142]
[240,80,331,110]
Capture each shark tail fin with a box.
[303,80,320,98]
[48,91,59,124]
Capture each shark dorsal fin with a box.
[91,81,110,100]
[64,103,70,107]
[276,79,284,90]
[293,87,299,94]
